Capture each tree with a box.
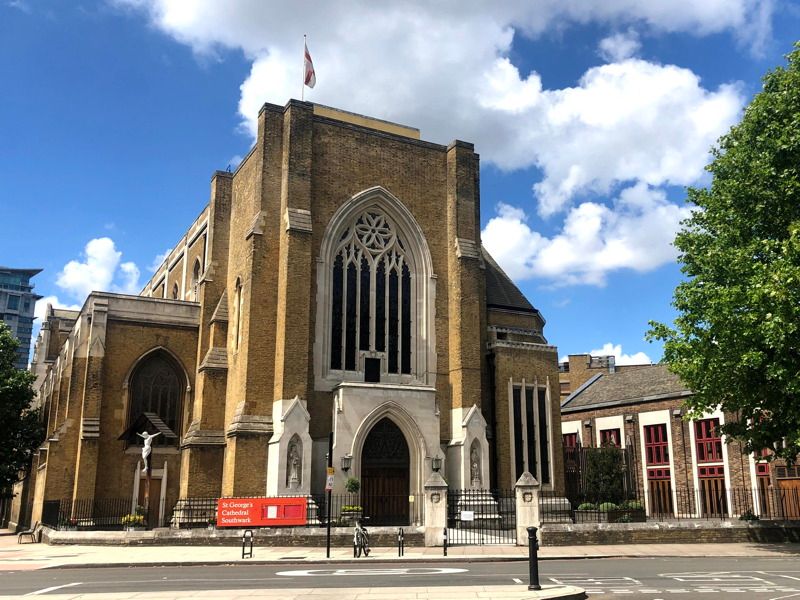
[648,44,800,462]
[0,323,45,495]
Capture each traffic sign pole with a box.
[325,432,333,558]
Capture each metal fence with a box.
[446,489,516,545]
[39,494,423,531]
[41,498,150,530]
[540,486,800,523]
[167,493,424,529]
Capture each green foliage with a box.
[597,502,618,512]
[621,499,644,510]
[739,509,760,522]
[0,323,45,495]
[649,43,800,462]
[576,502,597,510]
[582,446,626,504]
[344,477,360,494]
[341,505,363,512]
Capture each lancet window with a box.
[128,352,183,446]
[329,210,413,376]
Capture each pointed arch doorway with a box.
[361,417,410,525]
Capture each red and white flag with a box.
[304,40,316,89]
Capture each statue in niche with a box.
[287,439,302,489]
[470,444,481,488]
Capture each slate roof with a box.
[482,248,537,314]
[561,364,691,412]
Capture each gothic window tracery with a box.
[330,209,414,376]
[128,352,183,446]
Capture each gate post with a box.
[423,472,448,547]
[515,471,540,546]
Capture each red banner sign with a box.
[217,497,308,527]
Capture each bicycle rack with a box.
[241,529,254,559]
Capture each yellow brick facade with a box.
[24,101,564,530]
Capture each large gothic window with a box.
[329,210,413,376]
[315,188,436,390]
[128,352,183,446]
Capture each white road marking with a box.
[25,582,81,596]
[769,594,800,600]
[512,577,523,584]
[276,567,468,577]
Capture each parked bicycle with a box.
[354,517,370,557]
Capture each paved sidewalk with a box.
[4,530,799,600]
[2,529,799,570]
[2,585,588,600]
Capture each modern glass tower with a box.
[0,267,42,370]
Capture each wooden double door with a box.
[361,418,410,525]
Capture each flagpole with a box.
[302,34,306,102]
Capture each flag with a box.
[304,41,316,89]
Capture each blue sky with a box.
[2,0,798,365]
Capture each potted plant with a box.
[122,513,146,531]
[344,477,360,494]
[207,516,217,530]
[615,499,646,522]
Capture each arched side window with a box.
[191,260,201,301]
[128,351,184,446]
[233,278,243,351]
[315,188,436,390]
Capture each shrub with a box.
[739,509,759,522]
[582,446,626,504]
[598,502,618,511]
[341,505,363,512]
[345,477,360,494]
[577,502,597,511]
[622,499,643,510]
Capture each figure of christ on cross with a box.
[138,431,161,473]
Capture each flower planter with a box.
[574,509,646,523]
[340,510,363,526]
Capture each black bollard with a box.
[398,528,404,557]
[527,526,541,591]
[443,527,448,557]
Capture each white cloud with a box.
[598,29,640,62]
[113,1,746,218]
[482,183,692,285]
[55,237,142,300]
[34,296,81,322]
[8,1,32,13]
[148,248,171,272]
[589,342,652,365]
[112,1,760,287]
[530,61,742,216]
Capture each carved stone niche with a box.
[267,396,312,496]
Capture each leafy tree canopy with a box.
[649,43,800,462]
[0,323,44,494]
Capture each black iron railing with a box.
[540,486,800,523]
[447,489,517,545]
[41,497,149,530]
[169,494,424,529]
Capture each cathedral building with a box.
[24,101,563,530]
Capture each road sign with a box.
[325,474,335,491]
